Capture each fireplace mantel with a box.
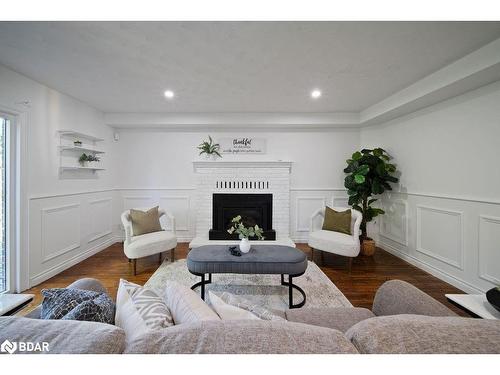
[193,160,292,172]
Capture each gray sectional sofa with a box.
[1,278,500,354]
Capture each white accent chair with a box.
[121,208,177,275]
[308,206,362,273]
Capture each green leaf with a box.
[385,175,399,183]
[372,180,383,194]
[347,189,358,196]
[375,163,387,176]
[356,165,370,175]
[354,174,365,184]
[348,195,358,206]
[361,149,373,154]
[352,205,363,212]
[373,148,383,157]
[352,151,362,161]
[368,198,378,205]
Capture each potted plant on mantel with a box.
[198,135,222,160]
[227,215,265,253]
[344,148,399,256]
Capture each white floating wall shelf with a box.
[58,130,106,174]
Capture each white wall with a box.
[0,64,118,290]
[113,130,359,241]
[361,81,500,293]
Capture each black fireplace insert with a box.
[209,193,276,240]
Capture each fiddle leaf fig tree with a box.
[344,148,399,240]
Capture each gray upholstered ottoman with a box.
[187,245,308,308]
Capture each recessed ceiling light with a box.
[311,89,322,99]
[164,90,175,99]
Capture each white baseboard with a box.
[29,236,119,287]
[380,241,482,294]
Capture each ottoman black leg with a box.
[280,273,306,309]
[190,273,212,300]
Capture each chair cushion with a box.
[322,207,352,235]
[129,206,162,236]
[308,230,360,257]
[125,230,177,259]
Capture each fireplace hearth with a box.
[209,193,276,240]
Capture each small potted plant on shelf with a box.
[227,215,265,253]
[73,140,82,147]
[344,148,399,256]
[79,153,100,167]
[198,135,222,160]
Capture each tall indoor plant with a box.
[344,148,399,255]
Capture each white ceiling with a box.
[0,21,500,113]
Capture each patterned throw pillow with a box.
[115,279,174,341]
[41,288,115,324]
[218,292,286,321]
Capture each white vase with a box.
[239,238,251,253]
[205,153,217,161]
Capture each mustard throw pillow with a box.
[130,206,162,236]
[322,207,352,235]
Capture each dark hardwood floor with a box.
[21,242,469,316]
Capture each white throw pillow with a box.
[218,292,287,321]
[163,281,220,325]
[115,279,174,341]
[208,292,261,320]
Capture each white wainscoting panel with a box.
[41,203,81,263]
[380,199,408,246]
[290,189,346,241]
[333,197,349,208]
[295,197,326,232]
[478,215,500,285]
[416,205,464,270]
[377,191,500,294]
[122,196,154,210]
[117,189,195,242]
[88,197,113,243]
[159,196,190,231]
[29,191,118,288]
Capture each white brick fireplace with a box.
[189,161,294,248]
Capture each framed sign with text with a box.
[219,137,267,154]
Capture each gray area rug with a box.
[145,259,352,311]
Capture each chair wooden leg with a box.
[321,250,324,265]
[128,258,131,263]
[310,247,314,262]
[158,252,162,265]
[348,257,353,274]
[171,247,175,262]
[133,259,137,276]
